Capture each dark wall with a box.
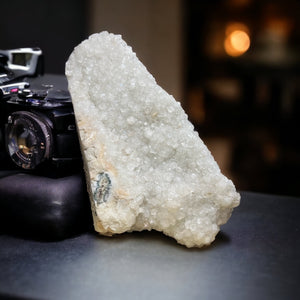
[0,0,87,74]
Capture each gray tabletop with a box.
[0,191,299,300]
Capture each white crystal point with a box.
[66,31,240,248]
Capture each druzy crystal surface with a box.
[66,31,240,248]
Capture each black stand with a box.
[0,171,92,240]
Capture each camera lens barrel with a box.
[6,111,52,169]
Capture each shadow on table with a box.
[90,228,231,251]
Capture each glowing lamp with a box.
[224,23,250,57]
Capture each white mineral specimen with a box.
[66,31,240,248]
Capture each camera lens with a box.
[6,111,52,169]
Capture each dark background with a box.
[185,0,300,196]
[1,0,299,197]
[0,0,88,74]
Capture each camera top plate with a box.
[8,86,72,109]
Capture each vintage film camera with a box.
[0,48,81,173]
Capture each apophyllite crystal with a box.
[66,31,240,248]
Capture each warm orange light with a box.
[224,23,250,57]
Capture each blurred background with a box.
[1,0,299,196]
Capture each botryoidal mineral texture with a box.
[66,31,240,248]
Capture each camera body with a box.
[0,86,81,172]
[0,48,81,173]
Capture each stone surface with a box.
[65,31,240,248]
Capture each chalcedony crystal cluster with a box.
[66,31,240,248]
